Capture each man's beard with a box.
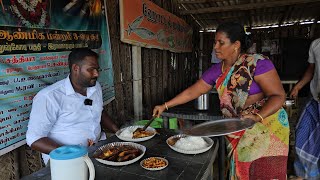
[88,78,97,87]
[81,78,97,87]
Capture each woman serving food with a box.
[153,22,289,179]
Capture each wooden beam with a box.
[178,0,222,4]
[180,0,320,15]
[278,6,291,25]
[200,14,246,20]
[198,10,285,20]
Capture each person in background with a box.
[211,49,221,63]
[26,48,119,164]
[270,40,279,55]
[247,42,257,54]
[153,22,289,179]
[290,38,320,180]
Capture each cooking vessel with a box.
[284,98,295,107]
[194,93,209,110]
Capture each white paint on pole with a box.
[132,46,143,119]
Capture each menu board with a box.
[0,0,114,155]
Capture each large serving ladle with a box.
[133,116,157,135]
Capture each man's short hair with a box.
[68,48,98,71]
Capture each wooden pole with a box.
[132,46,143,119]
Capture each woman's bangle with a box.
[164,102,169,110]
[254,112,264,121]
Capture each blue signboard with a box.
[0,0,115,155]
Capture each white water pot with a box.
[49,145,95,180]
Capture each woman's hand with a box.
[153,104,166,118]
[152,79,212,118]
[241,113,262,122]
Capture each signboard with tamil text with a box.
[0,0,114,155]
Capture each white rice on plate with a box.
[119,127,136,138]
[173,136,208,151]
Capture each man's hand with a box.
[290,85,300,98]
[87,139,95,146]
[31,137,62,154]
[290,63,315,99]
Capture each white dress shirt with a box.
[26,75,104,164]
[308,38,320,101]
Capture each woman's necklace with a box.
[221,61,224,72]
[222,54,242,73]
[221,61,230,73]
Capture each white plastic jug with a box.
[49,145,95,180]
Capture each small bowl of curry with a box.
[140,157,168,171]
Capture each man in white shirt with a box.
[26,48,119,164]
[290,38,320,179]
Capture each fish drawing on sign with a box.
[131,28,156,40]
[126,16,144,35]
[156,29,167,44]
[167,35,175,48]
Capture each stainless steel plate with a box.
[166,134,214,154]
[93,142,146,166]
[182,118,255,137]
[115,126,156,142]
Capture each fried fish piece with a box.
[132,130,154,139]
[117,153,137,162]
[118,149,139,157]
[97,147,120,160]
[96,145,142,162]
[167,137,181,146]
